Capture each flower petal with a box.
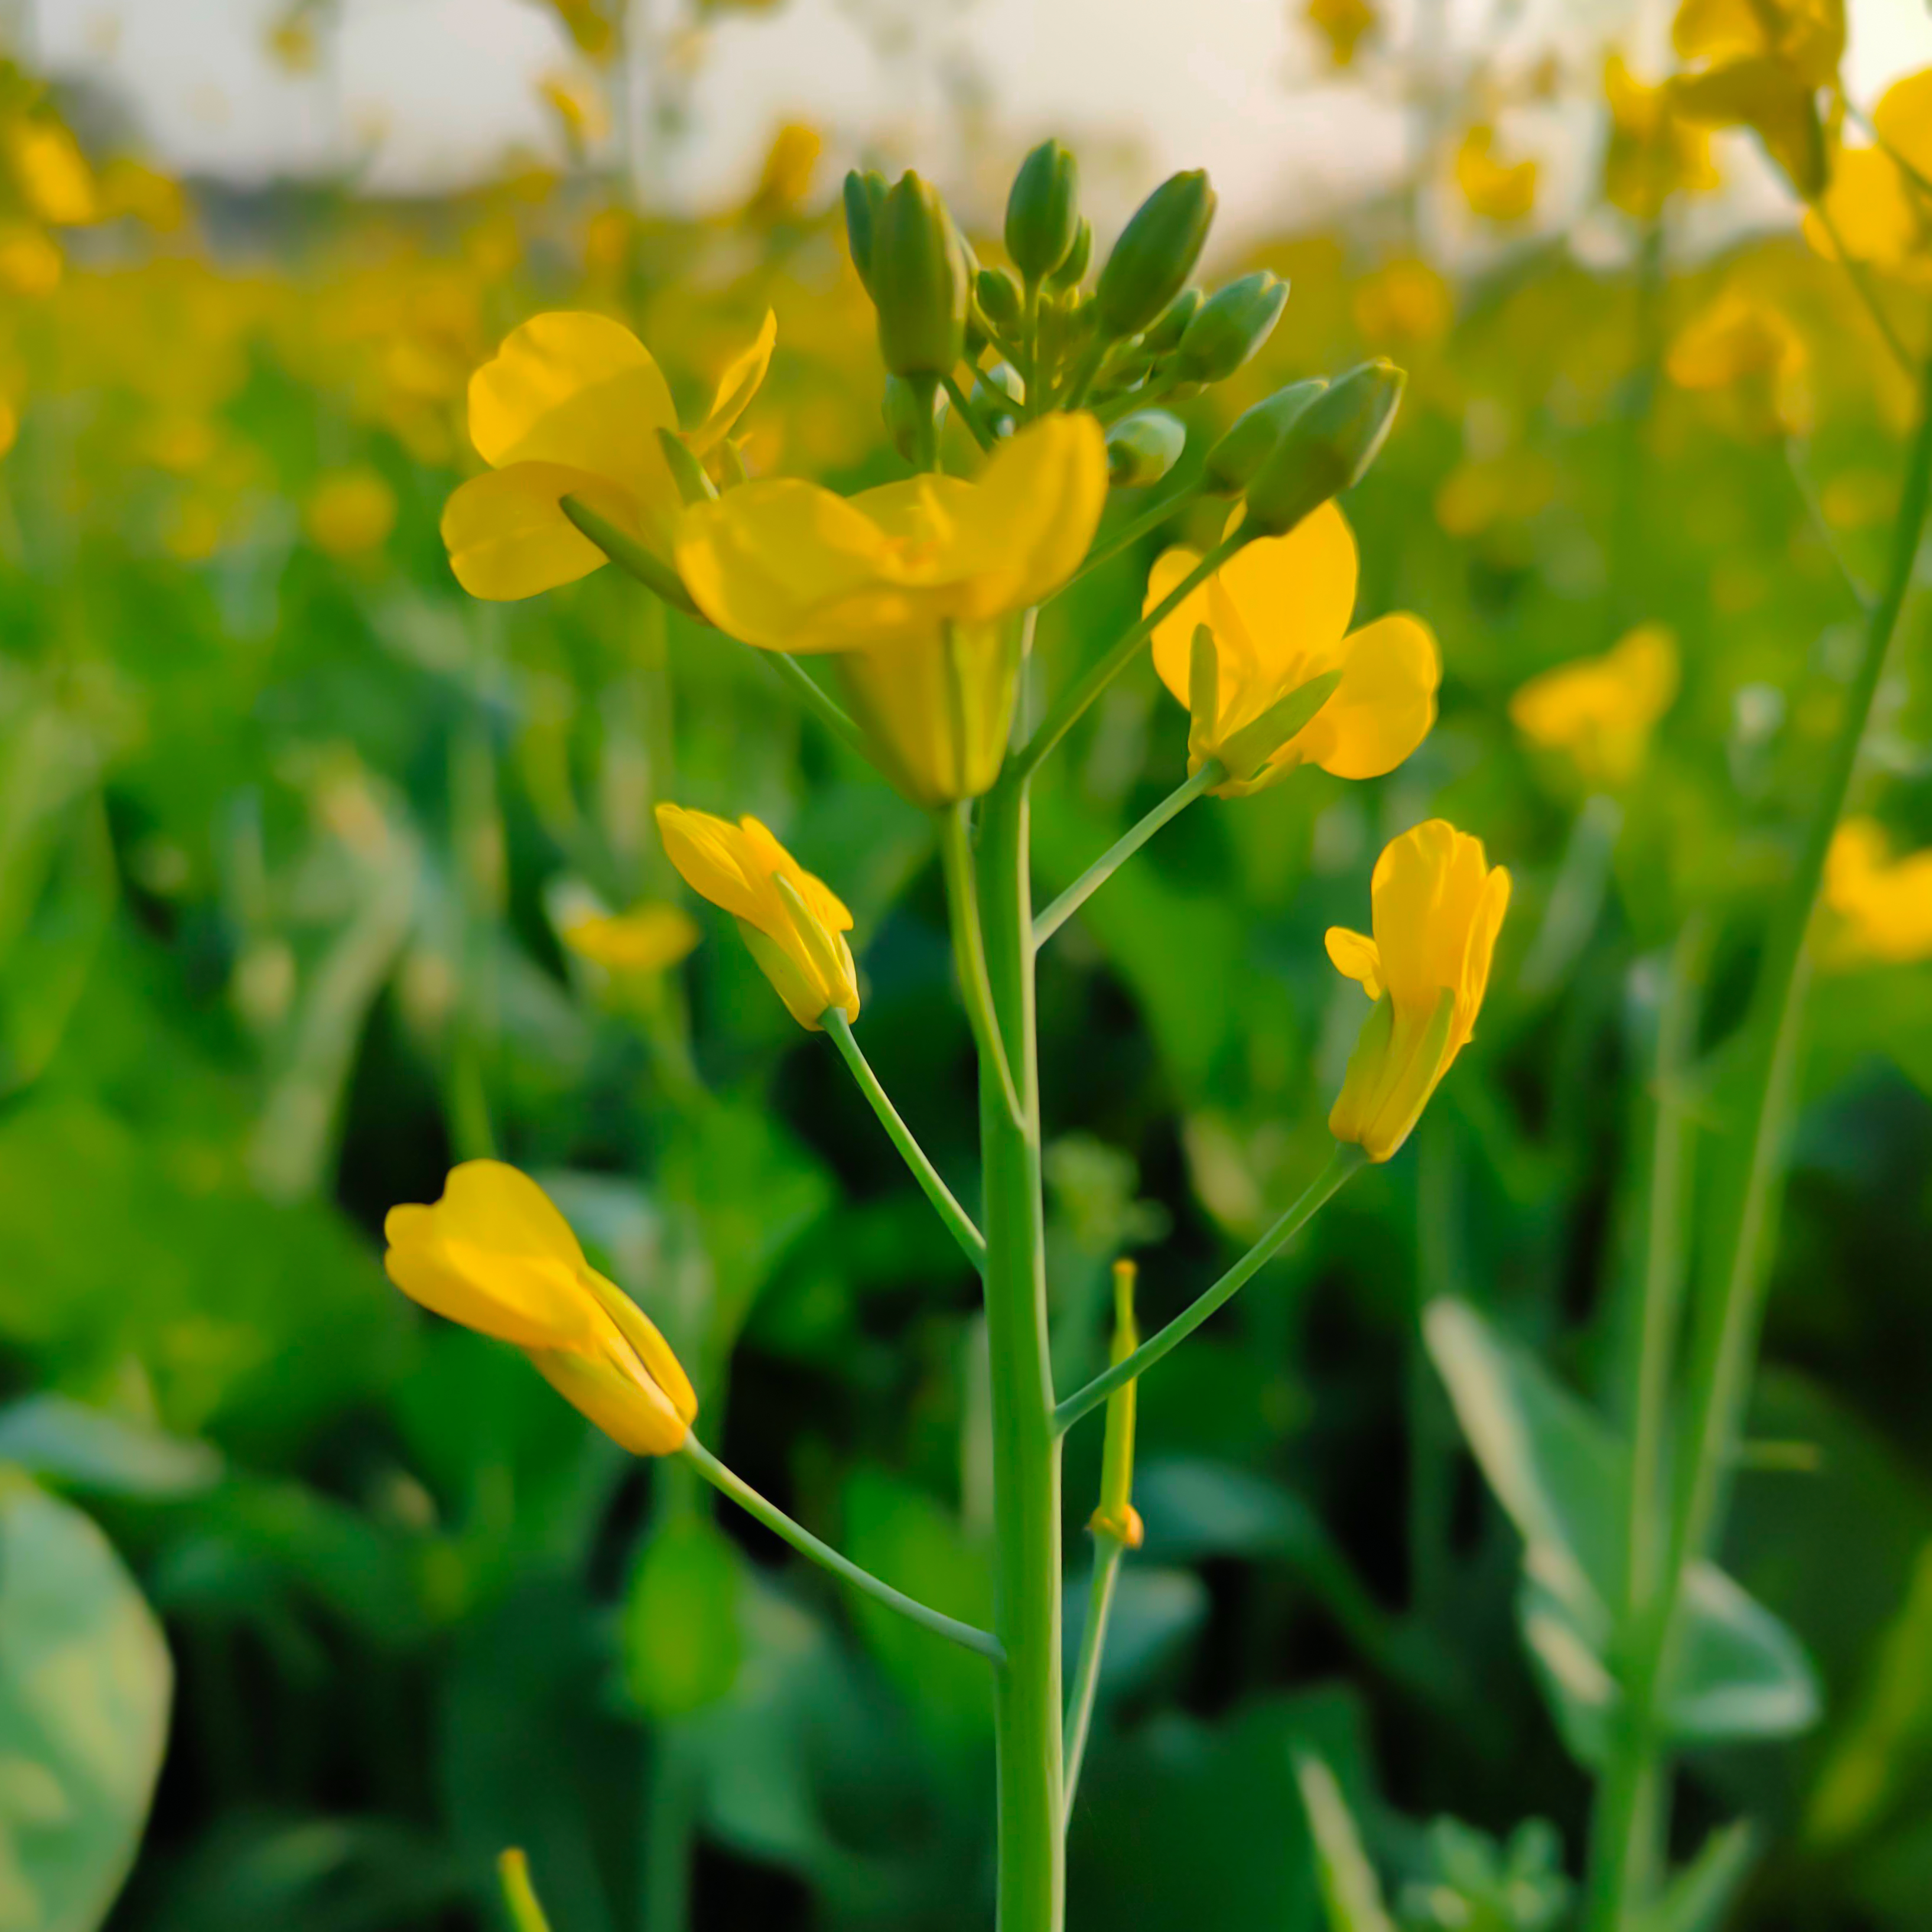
[1293,612,1439,780]
[1325,925,1384,998]
[685,308,777,457]
[442,461,636,600]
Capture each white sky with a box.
[23,0,1932,249]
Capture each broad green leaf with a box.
[0,1396,221,1499]
[622,1513,744,1719]
[1634,1821,1758,1932]
[1293,1749,1397,1932]
[0,1476,171,1932]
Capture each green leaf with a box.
[623,1514,744,1719]
[0,1475,172,1932]
[1425,1297,1820,1764]
[1634,1821,1758,1932]
[1293,1749,1397,1932]
[0,1396,222,1499]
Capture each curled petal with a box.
[1324,926,1384,999]
[1292,613,1440,780]
[686,308,778,457]
[442,461,638,601]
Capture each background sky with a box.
[21,0,1932,251]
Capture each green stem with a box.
[1059,482,1201,594]
[1808,202,1917,381]
[1586,360,1932,1932]
[562,496,702,616]
[681,1436,1003,1662]
[1785,441,1875,610]
[1056,1147,1365,1434]
[498,1851,555,1932]
[756,652,884,772]
[639,1728,694,1932]
[1062,1539,1126,1822]
[942,371,999,454]
[939,803,1023,1125]
[1032,760,1222,948]
[976,769,1066,1931]
[824,1009,987,1273]
[1017,532,1243,779]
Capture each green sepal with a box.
[656,427,718,506]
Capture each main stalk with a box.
[975,769,1065,1931]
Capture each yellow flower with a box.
[1821,819,1932,967]
[1603,54,1719,220]
[1455,126,1537,224]
[6,121,97,226]
[675,414,1106,804]
[1306,0,1377,69]
[0,223,61,297]
[655,804,860,1029]
[561,902,702,974]
[305,466,397,557]
[441,307,775,601]
[1327,820,1511,1162]
[1670,0,1842,196]
[385,1161,698,1455]
[1352,259,1453,346]
[1508,623,1680,788]
[1803,69,1932,282]
[1144,503,1439,798]
[1666,291,1811,436]
[746,122,822,219]
[539,67,610,148]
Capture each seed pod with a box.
[1175,271,1288,383]
[872,171,970,378]
[1241,359,1405,536]
[1094,170,1216,340]
[1105,410,1187,487]
[1005,138,1080,284]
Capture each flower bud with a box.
[1094,170,1217,341]
[1105,410,1187,487]
[1175,271,1288,383]
[1045,216,1092,292]
[882,372,948,465]
[843,168,887,294]
[1139,287,1201,358]
[1241,359,1404,536]
[1202,379,1328,495]
[976,264,1023,334]
[870,171,970,378]
[1006,138,1081,284]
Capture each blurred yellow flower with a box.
[1604,54,1719,220]
[0,396,15,461]
[1306,0,1377,69]
[1803,69,1932,282]
[539,68,610,148]
[1433,448,1557,538]
[266,14,320,73]
[676,414,1106,802]
[98,156,188,232]
[655,804,860,1029]
[0,222,61,296]
[1455,125,1537,224]
[561,903,702,974]
[1145,503,1439,797]
[305,466,398,557]
[746,122,822,219]
[1352,259,1453,346]
[1666,291,1811,435]
[1819,467,1893,529]
[1821,819,1932,967]
[1670,0,1842,196]
[1509,623,1680,788]
[441,307,775,601]
[6,120,97,226]
[386,1161,697,1455]
[1327,820,1511,1162]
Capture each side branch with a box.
[684,1436,1004,1663]
[1054,1146,1365,1433]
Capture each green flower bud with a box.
[882,371,948,465]
[1045,217,1092,293]
[872,171,969,378]
[1094,170,1217,341]
[1105,410,1187,487]
[1139,287,1201,358]
[976,265,1023,334]
[1175,271,1288,383]
[843,168,887,294]
[1005,138,1080,284]
[974,360,1024,431]
[1202,378,1328,495]
[1241,359,1405,536]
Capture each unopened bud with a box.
[1005,138,1080,285]
[843,168,887,294]
[1203,379,1328,495]
[1095,170,1217,341]
[1105,410,1186,487]
[976,265,1023,334]
[872,171,969,378]
[1140,287,1201,359]
[1175,271,1288,383]
[1241,359,1404,535]
[882,371,947,464]
[1045,216,1092,293]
